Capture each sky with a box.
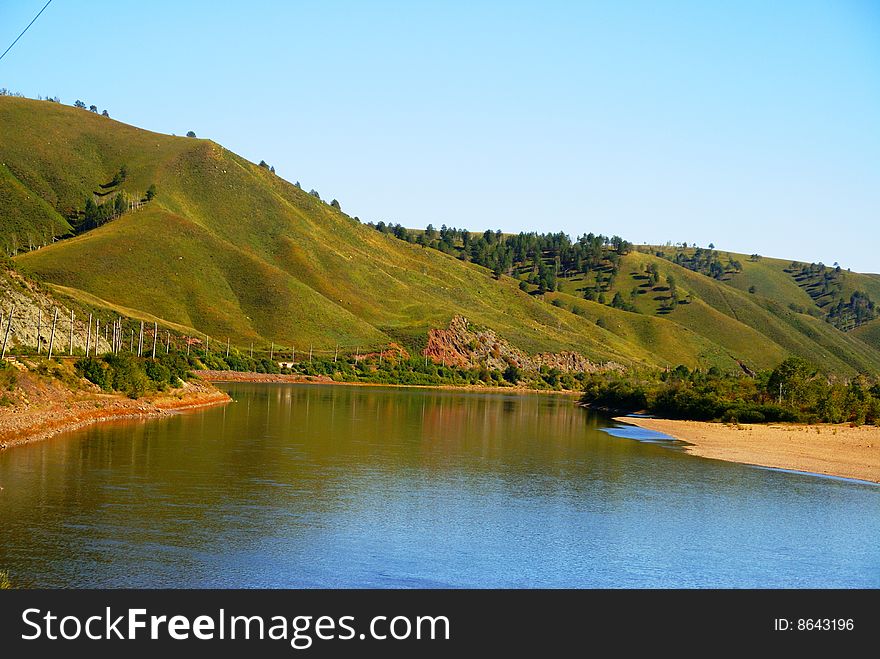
[1,0,878,272]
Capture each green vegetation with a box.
[75,352,192,398]
[0,360,17,391]
[197,348,585,390]
[582,358,880,425]
[786,261,877,330]
[2,96,879,378]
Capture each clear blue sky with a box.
[2,0,878,272]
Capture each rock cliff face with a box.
[0,266,110,354]
[423,315,622,373]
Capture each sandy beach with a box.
[614,416,880,483]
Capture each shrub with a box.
[75,357,109,390]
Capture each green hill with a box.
[3,96,880,375]
[853,318,880,350]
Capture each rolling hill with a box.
[2,95,879,375]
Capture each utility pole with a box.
[138,321,144,357]
[334,345,338,363]
[167,331,171,354]
[309,345,312,363]
[130,329,134,353]
[95,318,100,355]
[206,335,210,355]
[152,322,158,358]
[47,308,58,359]
[226,337,230,358]
[250,342,253,358]
[270,342,274,361]
[1,306,13,359]
[186,337,190,356]
[36,308,42,354]
[86,313,92,357]
[68,309,74,355]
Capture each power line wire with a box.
[0,0,53,64]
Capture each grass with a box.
[853,318,880,349]
[4,96,880,375]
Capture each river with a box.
[0,383,877,587]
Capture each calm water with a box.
[0,383,878,588]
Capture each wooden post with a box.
[1,306,13,359]
[309,345,312,363]
[47,308,58,359]
[69,309,74,355]
[250,342,253,358]
[167,331,171,354]
[86,313,92,357]
[270,342,274,360]
[152,322,158,358]
[95,318,100,355]
[37,308,42,354]
[138,321,144,357]
[226,337,230,358]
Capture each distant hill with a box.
[3,95,879,375]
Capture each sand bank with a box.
[614,416,880,483]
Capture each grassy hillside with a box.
[3,95,880,375]
[3,97,651,366]
[853,318,880,350]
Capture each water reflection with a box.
[0,383,878,588]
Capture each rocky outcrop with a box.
[0,266,111,354]
[424,315,622,373]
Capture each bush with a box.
[0,361,17,391]
[75,357,109,390]
[503,364,521,384]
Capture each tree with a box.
[74,100,86,109]
[89,105,98,113]
[145,184,157,201]
[270,166,275,174]
[748,285,756,294]
[101,109,109,117]
[708,242,715,249]
[309,189,321,199]
[503,364,521,384]
[330,199,341,210]
[113,193,126,216]
[186,131,197,138]
[259,160,270,169]
[767,357,816,407]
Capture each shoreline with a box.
[613,416,880,484]
[0,381,230,452]
[196,370,581,395]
